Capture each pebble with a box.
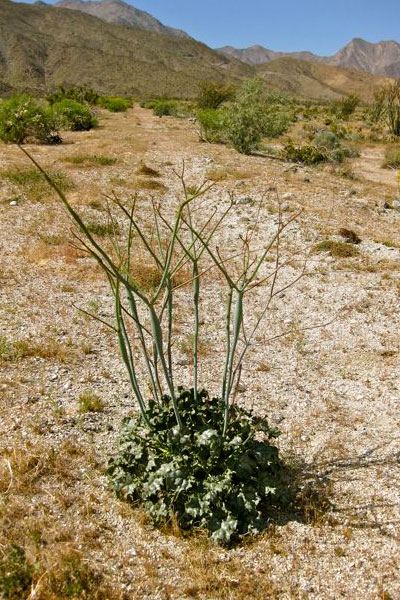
[9,200,18,206]
[49,373,58,381]
[236,196,252,205]
[177,358,190,366]
[282,192,295,200]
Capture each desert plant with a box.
[196,81,235,109]
[0,545,33,599]
[282,140,328,165]
[153,100,179,117]
[382,146,400,168]
[385,80,400,137]
[0,94,61,144]
[98,96,132,112]
[51,99,97,131]
[369,88,386,123]
[331,95,360,120]
[195,108,225,143]
[222,78,267,154]
[47,83,99,105]
[21,148,309,543]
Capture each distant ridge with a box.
[0,0,391,100]
[55,0,191,38]
[218,38,400,78]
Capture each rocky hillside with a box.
[218,38,400,78]
[0,0,251,97]
[55,0,190,38]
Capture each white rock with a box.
[9,200,18,207]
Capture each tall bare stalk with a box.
[20,146,308,436]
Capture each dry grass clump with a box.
[1,168,73,201]
[78,390,104,413]
[136,162,161,177]
[134,179,167,191]
[63,154,117,166]
[381,146,400,168]
[0,335,69,363]
[313,240,360,258]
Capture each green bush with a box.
[223,79,268,154]
[140,100,158,109]
[152,100,179,117]
[47,84,99,106]
[263,109,291,138]
[382,146,400,168]
[51,99,97,131]
[196,108,225,142]
[0,94,61,144]
[197,81,235,109]
[108,387,285,545]
[98,96,132,112]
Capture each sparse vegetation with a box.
[46,83,100,106]
[64,154,117,166]
[1,167,73,201]
[196,108,225,143]
[331,95,360,120]
[314,240,360,257]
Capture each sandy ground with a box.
[0,106,399,599]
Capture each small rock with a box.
[236,196,252,205]
[282,192,295,200]
[49,373,58,381]
[177,358,190,366]
[303,176,311,183]
[9,200,18,207]
[188,117,196,123]
[63,381,71,391]
[235,180,246,187]
[392,200,400,211]
[281,202,291,212]
[236,384,247,393]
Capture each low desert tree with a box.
[20,148,312,544]
[195,108,225,143]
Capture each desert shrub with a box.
[384,80,400,136]
[313,130,340,150]
[0,94,61,144]
[108,387,284,544]
[197,81,235,109]
[64,154,117,166]
[153,100,179,117]
[282,140,328,165]
[382,146,400,168]
[369,88,386,123]
[331,95,360,120]
[51,99,97,131]
[222,78,267,154]
[314,240,360,258]
[47,84,99,105]
[196,108,225,142]
[263,109,291,138]
[339,228,361,244]
[98,96,132,112]
[140,99,158,109]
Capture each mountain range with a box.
[0,0,394,100]
[217,38,400,78]
[55,0,190,38]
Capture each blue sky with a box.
[20,0,400,55]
